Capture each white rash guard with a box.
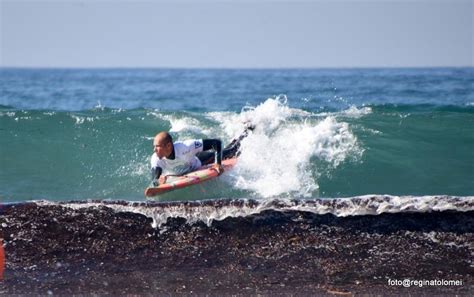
[150,139,204,176]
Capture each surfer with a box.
[151,125,253,186]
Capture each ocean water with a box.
[0,68,473,201]
[1,68,473,294]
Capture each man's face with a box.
[153,136,172,159]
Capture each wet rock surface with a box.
[0,202,473,295]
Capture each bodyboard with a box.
[144,158,237,197]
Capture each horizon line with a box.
[1,65,473,70]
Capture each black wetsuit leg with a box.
[198,144,239,164]
[222,128,252,159]
[222,142,240,159]
[197,127,253,165]
[196,151,215,165]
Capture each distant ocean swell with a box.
[1,195,473,294]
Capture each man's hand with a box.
[158,175,168,185]
[212,163,225,175]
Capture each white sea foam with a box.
[71,115,95,125]
[210,96,363,198]
[37,195,474,229]
[111,108,125,114]
[14,116,32,121]
[206,111,244,140]
[310,105,372,119]
[147,112,213,136]
[93,101,105,110]
[0,111,16,117]
[146,110,163,119]
[341,106,372,118]
[168,117,204,134]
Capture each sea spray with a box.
[212,97,363,197]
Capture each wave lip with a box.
[37,195,474,228]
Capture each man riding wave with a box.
[150,124,253,186]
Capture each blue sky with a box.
[1,0,472,68]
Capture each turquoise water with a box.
[1,68,473,201]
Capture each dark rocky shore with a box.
[0,201,472,295]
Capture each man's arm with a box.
[151,166,163,186]
[202,139,222,165]
[202,139,224,174]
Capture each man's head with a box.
[153,132,173,159]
